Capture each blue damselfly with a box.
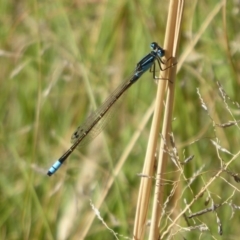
[47,42,166,176]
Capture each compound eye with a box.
[157,48,165,57]
[150,42,158,50]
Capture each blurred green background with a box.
[1,0,240,239]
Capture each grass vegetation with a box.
[1,0,240,239]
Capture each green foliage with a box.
[1,0,240,239]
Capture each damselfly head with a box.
[150,42,165,57]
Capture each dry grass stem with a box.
[133,1,184,239]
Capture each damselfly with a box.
[47,42,165,176]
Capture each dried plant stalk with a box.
[133,1,184,240]
[149,1,184,239]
